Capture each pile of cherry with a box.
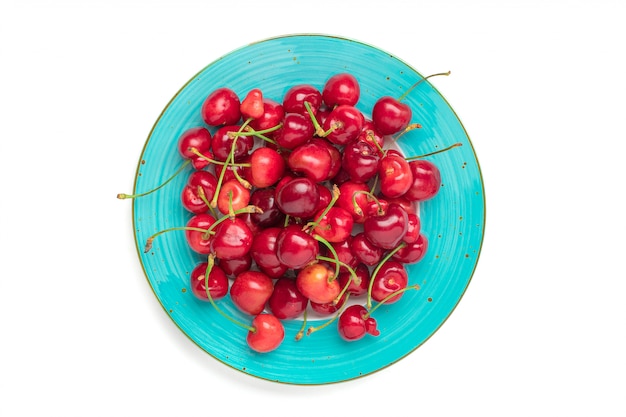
[122,72,458,353]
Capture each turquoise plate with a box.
[131,34,485,385]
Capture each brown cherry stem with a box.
[294,309,308,341]
[144,226,212,253]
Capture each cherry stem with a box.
[352,190,383,216]
[303,101,324,136]
[398,71,451,102]
[228,123,282,137]
[304,184,340,231]
[405,142,463,161]
[117,159,191,200]
[189,148,250,167]
[364,284,421,318]
[306,293,350,336]
[144,226,211,253]
[389,123,422,146]
[366,241,408,309]
[204,254,255,332]
[294,309,308,341]
[196,186,219,218]
[313,235,341,283]
[210,119,252,207]
[316,255,359,305]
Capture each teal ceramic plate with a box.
[131,34,485,384]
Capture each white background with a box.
[1,0,625,415]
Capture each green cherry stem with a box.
[144,226,211,253]
[306,293,350,336]
[397,71,451,102]
[189,148,250,167]
[313,235,341,284]
[294,309,308,341]
[316,255,359,305]
[364,284,421,318]
[366,241,408,309]
[303,184,340,232]
[405,142,463,161]
[117,159,191,200]
[303,101,326,137]
[204,254,255,332]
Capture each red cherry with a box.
[185,213,216,255]
[268,277,308,320]
[190,262,229,301]
[310,292,347,316]
[240,88,264,119]
[248,187,285,229]
[275,224,319,270]
[337,304,379,341]
[379,149,413,198]
[273,112,315,149]
[357,120,385,155]
[341,139,380,183]
[295,262,341,305]
[201,87,241,126]
[322,73,360,107]
[392,233,428,264]
[287,140,332,183]
[248,98,285,134]
[338,262,370,297]
[370,261,408,304]
[282,84,323,115]
[247,147,285,188]
[250,227,289,278]
[336,181,371,223]
[404,212,421,244]
[180,170,218,214]
[372,96,411,135]
[177,126,212,170]
[323,105,364,146]
[275,176,320,219]
[311,207,354,243]
[351,232,384,266]
[211,125,254,162]
[216,179,250,216]
[218,254,252,278]
[404,159,442,202]
[363,203,409,250]
[247,313,285,353]
[230,270,274,316]
[210,217,253,261]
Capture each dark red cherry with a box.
[370,261,408,304]
[275,176,320,219]
[282,84,323,115]
[337,304,379,341]
[249,187,285,228]
[342,139,380,183]
[218,254,252,278]
[276,224,319,270]
[392,233,428,264]
[211,125,254,162]
[248,98,285,134]
[177,126,212,170]
[250,227,289,278]
[180,170,218,214]
[404,159,442,202]
[287,140,332,183]
[323,105,364,146]
[336,181,370,223]
[230,271,274,316]
[210,217,254,261]
[338,262,370,297]
[268,277,308,320]
[273,112,315,149]
[351,232,384,266]
[311,207,354,243]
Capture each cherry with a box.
[201,87,241,126]
[177,126,213,170]
[295,262,341,305]
[275,224,319,270]
[404,212,421,244]
[379,149,413,198]
[325,236,359,273]
[287,140,332,182]
[322,105,364,146]
[351,232,384,266]
[338,262,370,297]
[250,227,289,278]
[275,176,320,219]
[247,146,285,188]
[404,159,442,202]
[283,84,323,115]
[363,203,409,250]
[372,96,412,136]
[215,179,250,216]
[311,138,342,180]
[184,213,216,255]
[210,216,254,260]
[357,120,385,155]
[180,170,218,214]
[315,184,333,213]
[218,254,252,278]
[247,313,285,353]
[190,262,229,301]
[311,207,354,243]
[268,277,308,320]
[248,98,285,134]
[391,233,428,264]
[337,305,379,341]
[310,292,347,316]
[369,260,408,304]
[341,139,380,183]
[211,125,254,162]
[322,73,360,107]
[240,88,264,119]
[273,112,315,149]
[336,181,371,223]
[230,270,274,315]
[249,187,285,229]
